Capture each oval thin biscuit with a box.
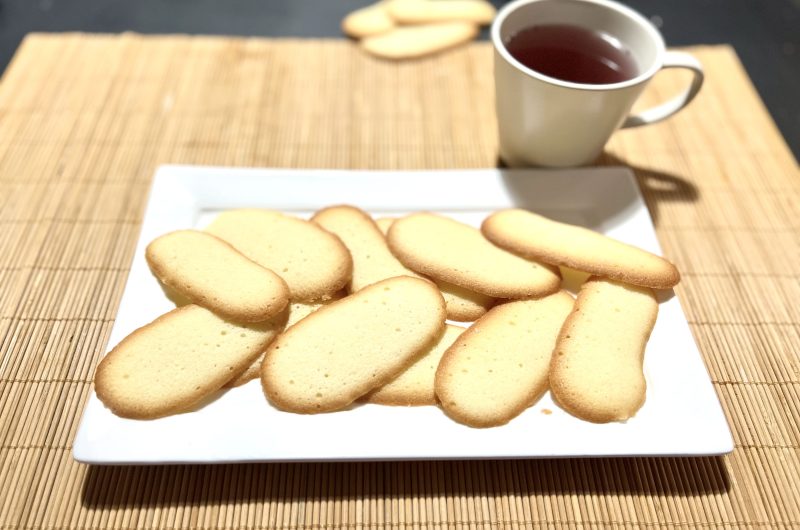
[375,216,495,321]
[312,205,423,292]
[342,1,395,38]
[374,217,397,234]
[437,281,496,321]
[387,0,496,25]
[206,209,353,302]
[435,291,575,427]
[225,295,343,388]
[361,22,478,60]
[550,278,658,423]
[262,276,446,414]
[483,209,680,289]
[366,324,464,406]
[160,282,192,307]
[387,212,560,298]
[95,305,287,419]
[146,230,289,322]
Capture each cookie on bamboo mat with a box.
[387,213,560,298]
[376,217,494,321]
[550,278,657,423]
[312,205,423,292]
[435,291,574,428]
[206,209,352,301]
[146,230,289,322]
[262,276,446,414]
[342,1,395,38]
[482,209,680,289]
[225,294,343,388]
[361,21,478,60]
[365,324,464,406]
[387,0,496,25]
[95,305,287,419]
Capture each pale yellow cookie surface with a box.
[376,216,494,320]
[146,230,289,322]
[374,217,396,234]
[312,205,422,292]
[437,280,495,321]
[560,266,591,294]
[550,278,658,423]
[205,209,352,301]
[262,276,446,413]
[387,212,560,298]
[435,291,575,427]
[342,1,395,38]
[361,21,478,60]
[387,0,496,24]
[95,305,286,419]
[483,209,680,289]
[160,282,192,307]
[225,295,342,388]
[366,324,464,406]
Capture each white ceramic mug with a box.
[492,0,704,167]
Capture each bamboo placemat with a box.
[0,33,798,529]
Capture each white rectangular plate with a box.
[74,166,733,464]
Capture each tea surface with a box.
[505,24,638,85]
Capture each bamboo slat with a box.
[0,33,798,529]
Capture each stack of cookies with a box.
[94,206,680,428]
[342,0,496,59]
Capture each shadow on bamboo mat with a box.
[602,154,699,226]
[81,458,730,507]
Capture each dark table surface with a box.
[0,0,797,160]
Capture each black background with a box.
[0,0,797,159]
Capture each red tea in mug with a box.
[505,24,639,84]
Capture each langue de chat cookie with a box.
[146,230,289,322]
[374,217,396,234]
[376,216,495,321]
[387,0,496,25]
[482,209,680,289]
[549,278,658,423]
[95,305,287,419]
[342,1,395,38]
[262,276,446,414]
[205,209,353,301]
[435,291,575,427]
[312,205,424,292]
[387,212,560,298]
[225,295,343,388]
[365,323,464,406]
[361,21,478,60]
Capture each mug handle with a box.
[622,50,704,128]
